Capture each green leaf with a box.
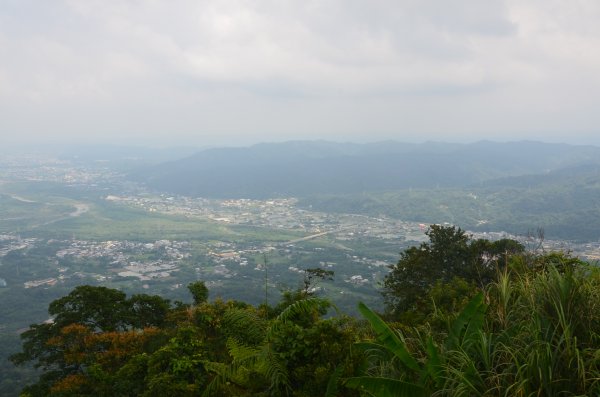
[226,338,261,363]
[423,336,443,387]
[267,297,326,338]
[325,364,344,397]
[345,376,427,397]
[357,302,420,371]
[447,292,487,349]
[261,346,291,393]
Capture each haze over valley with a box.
[2,141,600,395]
[2,1,600,395]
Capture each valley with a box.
[2,142,600,395]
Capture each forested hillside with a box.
[11,227,600,396]
[301,164,600,241]
[133,140,600,241]
[134,141,600,199]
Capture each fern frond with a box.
[223,308,267,344]
[267,297,327,338]
[201,361,231,397]
[261,345,291,394]
[226,337,261,364]
[276,297,326,323]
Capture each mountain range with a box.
[134,140,600,199]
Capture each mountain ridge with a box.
[133,140,600,199]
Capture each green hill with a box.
[134,140,600,199]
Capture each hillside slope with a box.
[134,140,600,199]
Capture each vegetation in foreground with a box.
[10,226,600,396]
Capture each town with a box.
[1,154,600,311]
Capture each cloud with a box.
[0,0,599,146]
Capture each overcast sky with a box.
[1,0,600,148]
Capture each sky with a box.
[1,0,600,148]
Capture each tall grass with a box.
[477,261,599,396]
[439,258,600,396]
[350,255,600,396]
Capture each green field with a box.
[0,181,304,243]
[0,180,398,395]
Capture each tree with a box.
[37,325,168,396]
[204,297,359,397]
[382,225,523,318]
[48,285,130,332]
[10,286,174,396]
[188,281,209,305]
[302,268,334,295]
[274,268,335,316]
[127,294,172,328]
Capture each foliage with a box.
[127,293,173,329]
[345,292,486,396]
[382,225,523,318]
[349,254,600,396]
[274,267,335,316]
[10,286,175,396]
[188,281,210,305]
[47,286,130,332]
[302,268,334,295]
[204,297,360,396]
[9,242,600,397]
[301,164,600,242]
[11,281,360,396]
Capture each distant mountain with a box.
[476,163,600,189]
[133,140,600,199]
[58,145,203,171]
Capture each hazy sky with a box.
[1,0,600,147]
